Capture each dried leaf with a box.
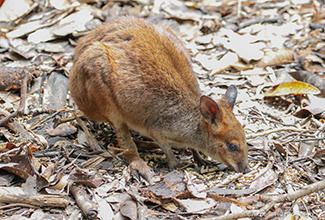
[208,193,247,206]
[293,109,313,118]
[210,52,239,75]
[159,0,202,21]
[145,171,186,199]
[0,0,33,22]
[28,28,55,44]
[187,182,207,199]
[264,81,320,97]
[215,28,265,62]
[313,149,325,159]
[70,169,105,188]
[0,91,20,111]
[35,43,65,53]
[0,186,25,195]
[161,202,178,212]
[293,95,325,118]
[0,156,33,180]
[120,200,137,220]
[94,194,114,220]
[50,0,79,10]
[256,49,295,67]
[52,8,93,36]
[46,123,77,137]
[250,166,278,193]
[273,141,287,156]
[290,70,325,97]
[230,204,248,218]
[173,198,217,213]
[297,48,324,73]
[21,175,37,194]
[42,72,69,111]
[6,9,72,39]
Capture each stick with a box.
[205,179,325,220]
[0,72,29,126]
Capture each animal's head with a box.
[200,85,250,173]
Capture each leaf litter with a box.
[1,0,325,220]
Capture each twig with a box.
[29,111,61,130]
[263,179,325,203]
[205,201,276,220]
[315,121,325,136]
[31,53,70,76]
[289,137,325,142]
[246,127,312,139]
[237,0,242,18]
[53,113,84,127]
[0,203,39,210]
[0,72,29,126]
[205,179,325,220]
[74,114,103,152]
[0,194,69,208]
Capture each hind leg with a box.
[109,119,153,182]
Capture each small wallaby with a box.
[69,16,250,181]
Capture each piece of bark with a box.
[42,71,68,111]
[70,183,98,220]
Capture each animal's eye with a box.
[227,143,238,152]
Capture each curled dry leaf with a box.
[144,171,186,199]
[173,198,217,213]
[256,49,295,68]
[293,109,314,118]
[0,91,20,111]
[264,81,320,97]
[46,123,77,137]
[290,70,325,97]
[161,202,178,212]
[70,169,105,188]
[296,48,324,73]
[273,141,287,156]
[120,200,137,220]
[313,149,325,159]
[0,152,34,180]
[293,95,325,118]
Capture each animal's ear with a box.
[200,96,222,122]
[224,85,238,109]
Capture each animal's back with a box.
[69,16,201,130]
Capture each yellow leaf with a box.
[264,81,320,97]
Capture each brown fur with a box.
[69,16,249,181]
